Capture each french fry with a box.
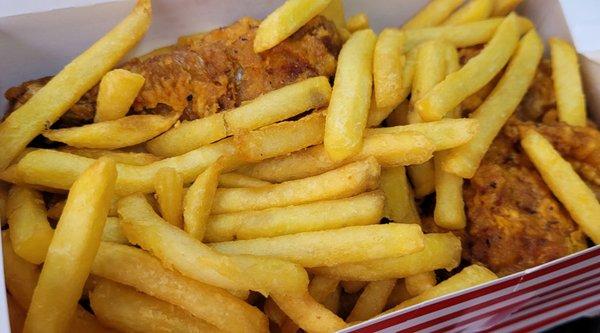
[204,191,384,242]
[367,95,398,128]
[184,160,222,239]
[147,113,227,157]
[341,281,368,294]
[402,0,464,29]
[386,100,411,126]
[443,0,493,25]
[59,147,160,165]
[404,271,437,296]
[218,172,271,188]
[403,16,532,51]
[386,280,412,309]
[254,0,332,52]
[493,0,523,16]
[386,265,497,313]
[309,276,340,303]
[137,44,175,60]
[44,112,179,149]
[238,132,433,182]
[16,138,241,195]
[443,30,543,178]
[324,29,377,161]
[94,69,145,122]
[347,13,370,32]
[8,294,26,333]
[381,167,421,224]
[264,297,288,327]
[101,217,128,244]
[0,0,151,170]
[415,14,521,121]
[272,291,347,333]
[521,129,600,243]
[23,158,116,333]
[48,196,119,220]
[234,112,325,162]
[90,279,221,333]
[91,242,268,332]
[550,37,587,126]
[118,194,309,295]
[322,285,341,313]
[347,279,396,322]
[312,233,461,281]
[6,186,54,264]
[320,0,346,30]
[373,29,406,109]
[212,158,380,214]
[154,167,184,228]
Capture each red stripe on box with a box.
[512,299,600,333]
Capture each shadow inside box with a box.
[544,317,600,333]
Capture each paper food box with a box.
[0,0,599,332]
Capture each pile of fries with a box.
[1,0,599,332]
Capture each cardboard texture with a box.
[0,0,598,332]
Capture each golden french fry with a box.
[341,281,368,294]
[386,265,497,313]
[443,30,543,178]
[415,14,521,121]
[218,172,271,188]
[8,294,26,333]
[320,0,346,30]
[184,160,222,239]
[211,224,424,268]
[212,158,380,214]
[521,129,600,243]
[6,186,54,264]
[154,167,184,228]
[367,95,398,128]
[347,13,369,32]
[118,194,309,295]
[90,279,221,333]
[238,132,433,182]
[101,217,128,244]
[407,162,435,198]
[312,233,461,281]
[386,280,412,309]
[0,0,151,170]
[146,113,227,157]
[234,112,325,162]
[24,158,116,333]
[91,242,268,332]
[205,191,384,242]
[254,0,332,52]
[272,291,347,333]
[264,297,288,327]
[325,29,377,161]
[373,29,406,109]
[433,153,466,229]
[59,147,160,165]
[381,167,421,224]
[443,0,493,25]
[550,37,587,126]
[48,196,119,220]
[94,69,145,122]
[402,0,464,29]
[403,16,532,51]
[44,113,179,149]
[309,276,339,303]
[322,284,341,313]
[493,0,523,16]
[404,271,437,296]
[347,279,396,322]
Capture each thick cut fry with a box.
[48,196,119,220]
[205,191,384,242]
[347,13,369,32]
[17,138,241,195]
[24,158,116,333]
[443,30,543,178]
[443,0,493,25]
[8,294,26,333]
[322,285,341,313]
[272,292,347,333]
[238,132,433,182]
[254,0,332,52]
[264,298,288,327]
[405,271,437,296]
[402,0,464,29]
[225,76,331,133]
[373,29,406,109]
[415,14,520,121]
[147,113,227,157]
[381,167,420,224]
[521,129,600,243]
[324,29,377,161]
[118,194,309,295]
[59,147,160,165]
[154,167,184,228]
[90,280,221,333]
[347,279,396,322]
[367,95,398,128]
[312,233,461,281]
[433,154,466,228]
[94,69,145,122]
[320,0,346,30]
[0,0,151,170]
[212,158,380,214]
[407,162,435,198]
[91,242,268,332]
[218,172,271,188]
[184,160,222,239]
[235,112,325,162]
[550,38,587,126]
[386,100,411,126]
[386,280,412,309]
[386,265,497,313]
[6,186,54,264]
[44,113,179,149]
[403,16,532,51]
[309,276,339,303]
[493,0,523,16]
[342,281,368,294]
[101,217,128,244]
